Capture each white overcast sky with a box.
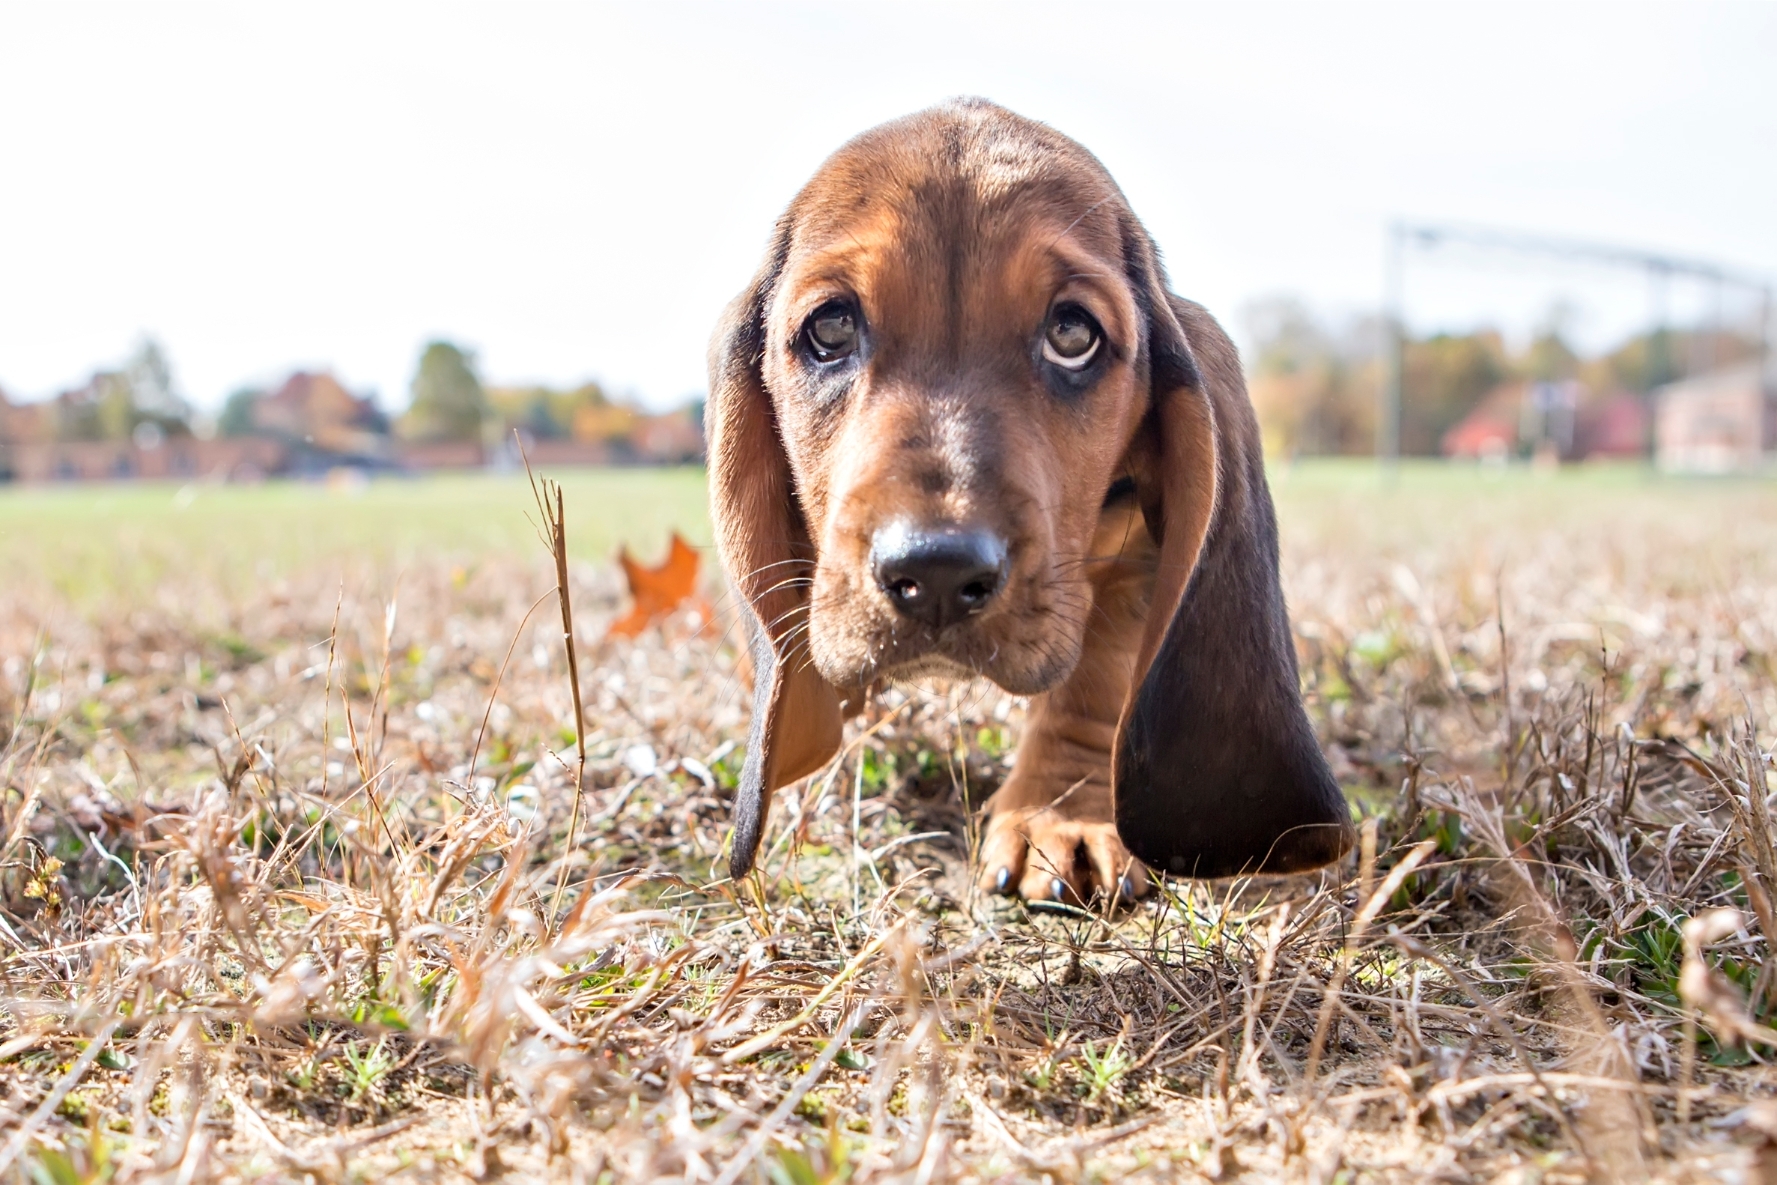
[1,2,1773,412]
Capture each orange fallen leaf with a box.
[608,531,703,639]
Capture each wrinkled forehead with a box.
[772,134,1133,315]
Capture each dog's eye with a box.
[804,301,859,362]
[1042,304,1102,370]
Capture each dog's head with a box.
[712,99,1351,879]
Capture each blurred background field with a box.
[0,469,710,611]
[7,458,1775,616]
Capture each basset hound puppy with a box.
[708,99,1353,903]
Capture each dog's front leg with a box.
[977,503,1154,903]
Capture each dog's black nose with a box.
[871,522,1008,629]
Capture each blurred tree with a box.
[1524,305,1581,382]
[1247,295,1763,459]
[124,338,189,425]
[1244,297,1379,457]
[95,373,136,441]
[509,387,567,439]
[218,386,267,437]
[486,381,610,440]
[1525,329,1581,381]
[403,341,489,441]
[1596,332,1662,393]
[1400,331,1508,455]
[49,338,192,442]
[1587,326,1758,393]
[51,375,108,441]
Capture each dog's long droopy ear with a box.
[708,243,844,880]
[1113,281,1354,879]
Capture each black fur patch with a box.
[1101,475,1137,507]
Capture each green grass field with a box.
[5,459,1769,605]
[3,461,1777,1183]
[0,468,712,610]
[0,458,1766,619]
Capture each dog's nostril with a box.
[870,522,1009,630]
[959,578,997,602]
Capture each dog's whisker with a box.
[738,557,817,584]
[753,575,816,599]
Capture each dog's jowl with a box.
[708,99,1354,902]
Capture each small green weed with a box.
[343,1038,396,1102]
[1078,1037,1132,1104]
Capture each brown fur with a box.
[709,99,1354,900]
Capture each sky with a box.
[1,2,1773,413]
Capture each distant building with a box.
[8,437,286,483]
[1443,380,1650,462]
[627,406,705,464]
[1442,383,1522,461]
[1655,363,1776,473]
[396,440,489,470]
[0,371,135,447]
[2,365,706,482]
[405,405,706,473]
[250,371,392,472]
[1575,391,1650,459]
[0,371,225,482]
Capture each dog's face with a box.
[759,122,1150,695]
[713,101,1353,885]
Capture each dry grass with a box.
[2,462,1776,1183]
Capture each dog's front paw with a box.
[977,790,1149,905]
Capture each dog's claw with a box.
[978,796,1147,905]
